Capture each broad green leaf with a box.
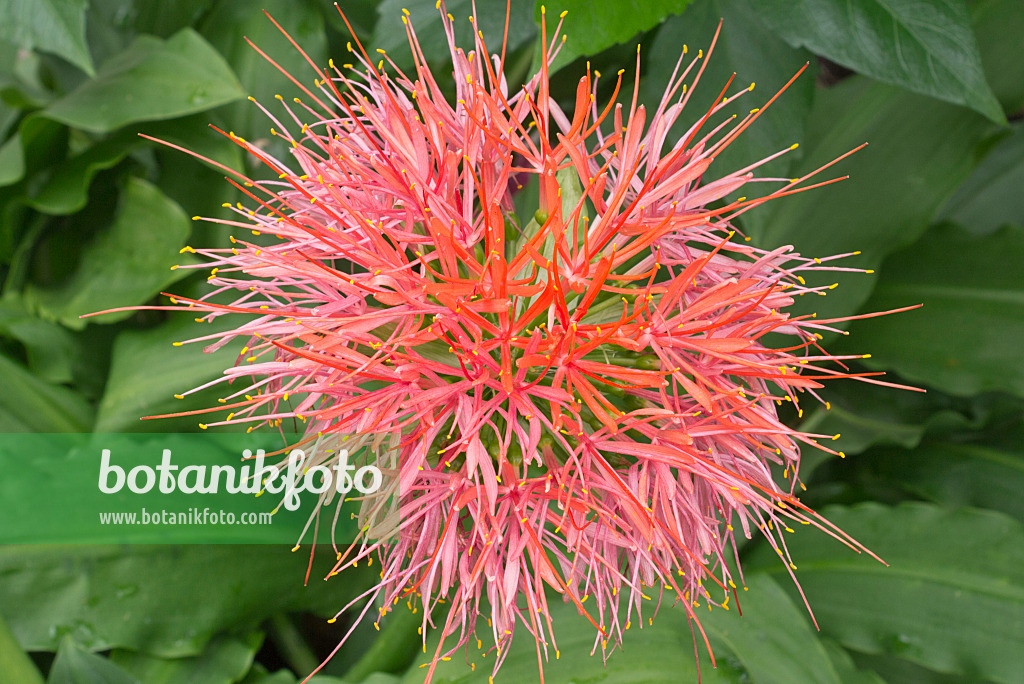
[1,115,69,188]
[0,545,375,657]
[1,40,60,108]
[202,0,328,158]
[401,595,737,684]
[940,122,1024,236]
[94,314,244,433]
[746,502,1024,683]
[0,132,25,186]
[537,1,695,70]
[972,0,1024,115]
[43,28,244,133]
[799,381,980,457]
[755,77,995,322]
[25,112,241,219]
[748,0,1004,123]
[111,633,263,684]
[24,177,192,330]
[0,0,94,76]
[642,0,814,234]
[0,298,80,383]
[699,573,842,684]
[855,425,1024,523]
[848,651,983,684]
[372,0,537,73]
[844,223,1024,397]
[0,352,94,432]
[134,0,214,38]
[0,611,44,684]
[48,638,138,684]
[822,641,886,684]
[28,129,140,215]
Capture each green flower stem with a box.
[343,604,421,682]
[267,613,319,678]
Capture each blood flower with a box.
[129,3,912,682]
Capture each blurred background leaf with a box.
[47,636,139,684]
[747,0,1004,122]
[0,0,94,76]
[0,0,1022,681]
[746,503,1024,683]
[23,177,193,329]
[0,545,374,656]
[843,223,1024,397]
[43,28,243,133]
[939,122,1024,235]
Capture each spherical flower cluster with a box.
[140,4,904,681]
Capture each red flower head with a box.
[133,3,912,681]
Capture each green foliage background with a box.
[1,0,1022,682]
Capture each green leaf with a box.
[699,573,842,684]
[28,129,141,215]
[0,611,44,684]
[0,132,25,186]
[748,0,1004,123]
[43,28,244,133]
[48,637,139,684]
[133,0,215,38]
[401,595,737,684]
[0,352,94,432]
[847,651,983,684]
[111,633,263,684]
[94,314,244,433]
[0,115,68,190]
[537,1,695,70]
[0,0,94,76]
[0,545,375,657]
[940,122,1024,236]
[822,641,886,684]
[755,77,995,322]
[0,297,81,383]
[24,177,193,330]
[372,0,537,72]
[855,424,1024,523]
[971,0,1024,115]
[844,223,1024,397]
[746,502,1024,683]
[642,0,814,234]
[799,381,980,457]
